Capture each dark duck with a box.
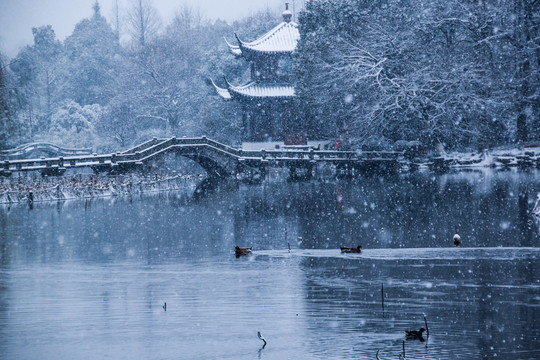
[405,327,426,341]
[341,245,362,253]
[235,246,252,257]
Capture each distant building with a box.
[212,4,306,148]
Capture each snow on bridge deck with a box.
[2,137,539,178]
[0,136,400,178]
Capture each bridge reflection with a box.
[1,170,537,267]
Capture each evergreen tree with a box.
[63,2,120,106]
[10,25,62,137]
[0,54,17,148]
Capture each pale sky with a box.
[0,0,305,57]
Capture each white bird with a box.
[453,228,461,246]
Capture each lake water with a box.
[1,169,539,359]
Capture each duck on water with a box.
[235,246,252,257]
[405,327,426,341]
[341,245,362,253]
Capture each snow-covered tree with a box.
[46,100,101,148]
[0,54,18,148]
[63,2,120,106]
[125,0,162,50]
[10,25,63,136]
[95,94,137,149]
[294,0,539,149]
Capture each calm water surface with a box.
[1,169,539,359]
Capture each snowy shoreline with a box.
[422,146,540,170]
[0,174,202,205]
[1,146,539,205]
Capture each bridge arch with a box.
[139,146,241,179]
[111,137,249,180]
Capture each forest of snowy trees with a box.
[295,0,539,150]
[0,0,539,152]
[0,1,278,150]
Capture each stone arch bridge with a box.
[0,137,401,179]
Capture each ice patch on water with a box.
[253,247,540,261]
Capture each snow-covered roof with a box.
[212,80,295,99]
[227,21,299,56]
[224,37,242,57]
[228,82,295,98]
[211,79,232,100]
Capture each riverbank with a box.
[1,144,539,205]
[424,146,540,170]
[0,173,202,204]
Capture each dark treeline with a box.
[295,0,539,150]
[0,0,538,152]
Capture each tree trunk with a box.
[515,0,534,143]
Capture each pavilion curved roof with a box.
[210,79,232,100]
[226,21,299,57]
[224,37,242,57]
[212,80,295,100]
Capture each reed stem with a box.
[381,284,384,312]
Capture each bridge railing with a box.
[240,148,359,161]
[133,137,183,162]
[2,152,117,172]
[114,137,241,164]
[0,142,92,159]
[199,137,243,157]
[1,136,404,176]
[121,137,165,154]
[235,148,401,164]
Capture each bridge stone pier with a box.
[0,136,402,180]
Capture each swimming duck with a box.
[235,246,252,257]
[405,327,426,340]
[341,245,362,253]
[453,228,461,246]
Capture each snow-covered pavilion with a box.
[212,3,306,147]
